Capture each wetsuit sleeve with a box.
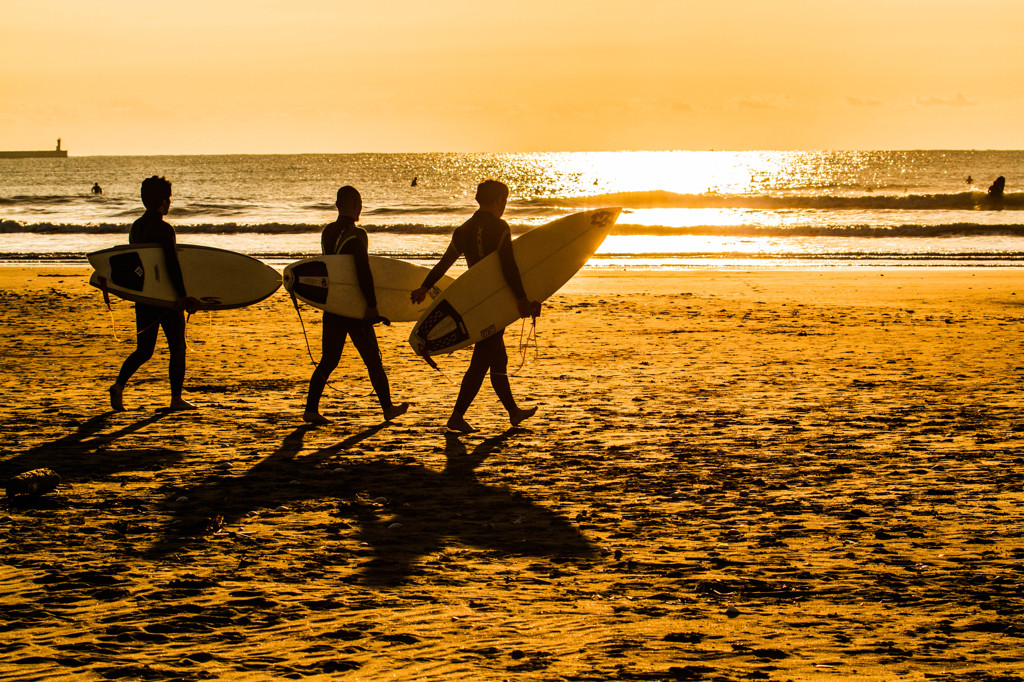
[321,223,339,255]
[159,223,187,298]
[352,234,377,308]
[497,229,527,300]
[420,239,461,291]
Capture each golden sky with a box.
[2,0,1022,155]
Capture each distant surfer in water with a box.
[988,176,1006,199]
[91,182,102,195]
[411,180,540,433]
[302,185,409,425]
[109,176,199,412]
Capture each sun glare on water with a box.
[526,151,783,198]
[523,152,795,258]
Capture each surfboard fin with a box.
[421,352,438,371]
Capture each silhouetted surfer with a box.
[109,176,199,412]
[91,182,102,195]
[411,176,418,187]
[411,180,540,433]
[988,176,1005,199]
[302,185,409,425]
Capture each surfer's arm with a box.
[352,237,378,310]
[163,245,200,312]
[158,228,188,299]
[496,231,539,318]
[496,232,527,300]
[412,241,460,303]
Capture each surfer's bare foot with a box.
[446,415,477,433]
[510,406,537,427]
[383,402,409,422]
[169,397,197,411]
[303,410,330,425]
[109,384,125,412]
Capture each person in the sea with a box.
[302,185,409,425]
[91,182,102,195]
[109,176,199,412]
[988,176,1006,198]
[410,179,540,433]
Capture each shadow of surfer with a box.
[146,421,391,553]
[1,411,179,507]
[146,424,594,585]
[345,430,595,585]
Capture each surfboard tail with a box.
[413,299,469,354]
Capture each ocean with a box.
[1,150,1022,268]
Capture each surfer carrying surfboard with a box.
[411,180,540,433]
[302,186,410,425]
[108,176,200,412]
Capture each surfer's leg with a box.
[487,332,536,427]
[108,384,124,412]
[112,303,161,406]
[162,311,195,410]
[349,322,408,421]
[304,313,346,422]
[448,336,498,431]
[488,332,515,409]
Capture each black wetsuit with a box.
[115,210,187,397]
[305,217,393,413]
[420,210,526,415]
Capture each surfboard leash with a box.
[181,309,211,353]
[97,276,129,344]
[96,276,175,344]
[289,291,373,398]
[510,315,539,376]
[419,351,458,387]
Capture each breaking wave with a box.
[524,190,1024,211]
[6,219,1024,239]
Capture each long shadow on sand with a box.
[0,411,182,494]
[149,425,595,585]
[345,431,597,585]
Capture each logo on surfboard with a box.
[591,211,614,227]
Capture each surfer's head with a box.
[141,175,172,213]
[475,180,509,217]
[336,185,362,221]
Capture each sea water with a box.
[1,150,1022,268]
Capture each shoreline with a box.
[3,267,1024,680]
[6,258,1024,271]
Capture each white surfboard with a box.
[88,244,282,310]
[283,255,454,322]
[409,207,621,359]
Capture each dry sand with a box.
[2,266,1024,681]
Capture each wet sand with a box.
[2,266,1024,681]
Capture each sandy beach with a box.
[2,265,1024,681]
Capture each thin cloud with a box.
[917,93,975,107]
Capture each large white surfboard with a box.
[88,244,282,310]
[283,255,454,322]
[409,207,621,358]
